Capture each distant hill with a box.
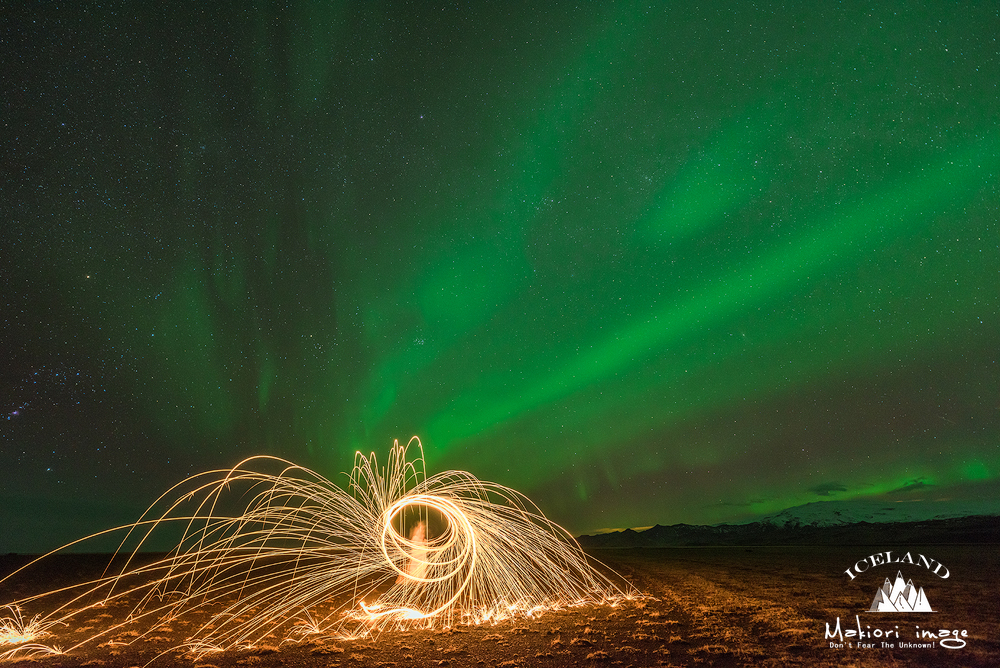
[578,495,1000,548]
[577,515,1000,548]
[753,496,1000,527]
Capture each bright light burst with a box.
[0,605,57,646]
[0,606,64,662]
[0,438,634,659]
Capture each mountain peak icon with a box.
[869,571,933,612]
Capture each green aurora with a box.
[3,1,999,551]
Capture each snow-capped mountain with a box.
[576,510,1000,549]
[576,481,1000,547]
[869,571,933,612]
[752,496,1000,528]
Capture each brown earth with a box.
[1,545,996,667]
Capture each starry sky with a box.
[3,1,999,553]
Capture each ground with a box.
[2,545,996,667]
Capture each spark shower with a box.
[0,438,632,661]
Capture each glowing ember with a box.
[0,606,55,646]
[0,438,634,660]
[0,606,64,661]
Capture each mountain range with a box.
[752,496,1000,527]
[577,498,1000,548]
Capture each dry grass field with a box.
[2,545,996,667]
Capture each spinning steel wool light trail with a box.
[0,438,633,660]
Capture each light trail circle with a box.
[379,494,476,585]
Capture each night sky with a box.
[4,2,999,553]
